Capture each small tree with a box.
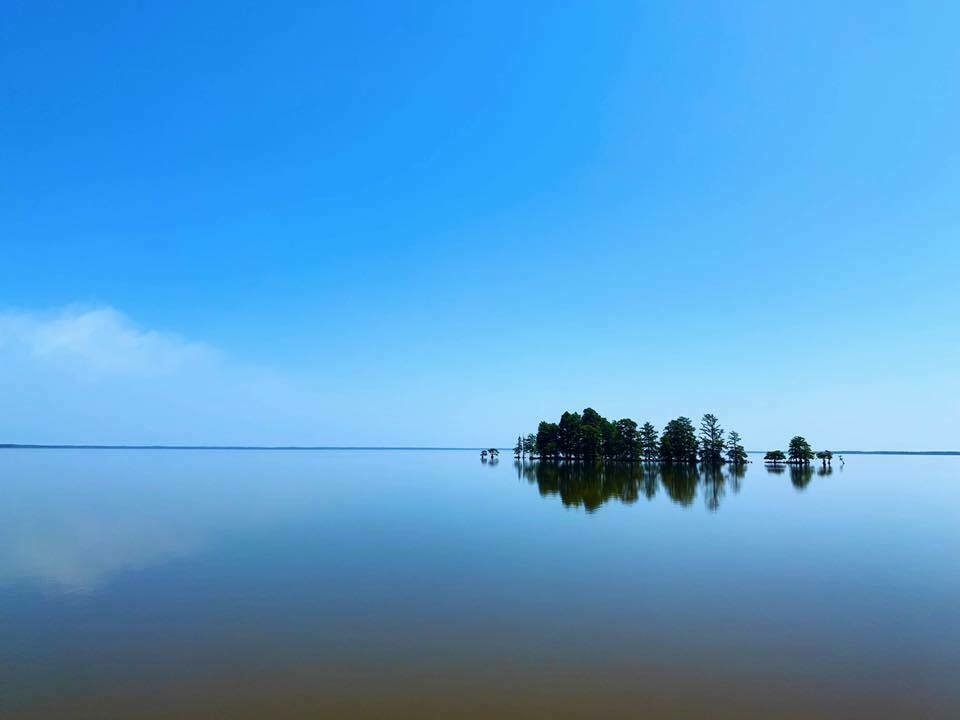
[523,433,537,457]
[788,436,814,465]
[726,430,748,465]
[816,450,833,467]
[514,435,523,458]
[764,450,786,465]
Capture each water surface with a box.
[1,450,957,718]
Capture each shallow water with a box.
[1,450,958,718]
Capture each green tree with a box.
[557,411,582,459]
[536,421,559,459]
[613,418,640,461]
[788,436,814,465]
[698,413,726,464]
[580,424,602,461]
[600,417,617,459]
[660,417,699,463]
[523,433,537,457]
[639,422,659,461]
[764,450,786,465]
[726,430,748,465]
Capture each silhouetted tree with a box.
[536,421,559,459]
[660,417,699,463]
[640,422,659,461]
[581,424,602,461]
[612,418,640,461]
[557,411,582,459]
[514,435,523,458]
[523,433,537,457]
[764,450,786,465]
[698,413,726,464]
[788,436,814,465]
[726,430,748,465]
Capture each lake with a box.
[1,450,958,718]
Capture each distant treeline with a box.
[514,410,746,465]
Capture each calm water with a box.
[1,450,958,719]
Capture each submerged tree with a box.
[698,413,726,464]
[640,422,659,461]
[788,436,814,465]
[523,433,537,457]
[613,418,640,462]
[557,411,582,459]
[764,450,786,465]
[816,450,833,467]
[580,423,602,461]
[536,421,559,459]
[726,430,748,465]
[660,417,699,463]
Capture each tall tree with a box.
[660,417,699,463]
[698,413,726,464]
[639,422,659,461]
[536,421,559,459]
[557,411,582,459]
[580,424,602,461]
[613,418,640,461]
[726,430,748,465]
[788,436,814,465]
[514,435,523,458]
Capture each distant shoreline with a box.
[0,444,958,455]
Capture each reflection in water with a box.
[517,460,795,512]
[790,465,814,490]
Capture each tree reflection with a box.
[519,461,648,512]
[700,464,726,512]
[727,463,745,494]
[519,461,752,512]
[790,465,814,490]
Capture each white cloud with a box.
[0,305,215,377]
[0,305,329,445]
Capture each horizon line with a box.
[0,444,958,455]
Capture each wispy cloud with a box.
[0,305,216,377]
[0,305,325,445]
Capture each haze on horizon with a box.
[2,2,958,450]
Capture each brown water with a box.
[1,450,958,718]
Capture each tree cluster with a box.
[763,436,828,465]
[521,409,747,465]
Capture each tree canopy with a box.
[788,436,814,465]
[764,450,786,464]
[527,410,751,465]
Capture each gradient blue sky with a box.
[2,1,958,448]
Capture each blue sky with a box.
[2,1,958,448]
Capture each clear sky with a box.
[2,1,958,449]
